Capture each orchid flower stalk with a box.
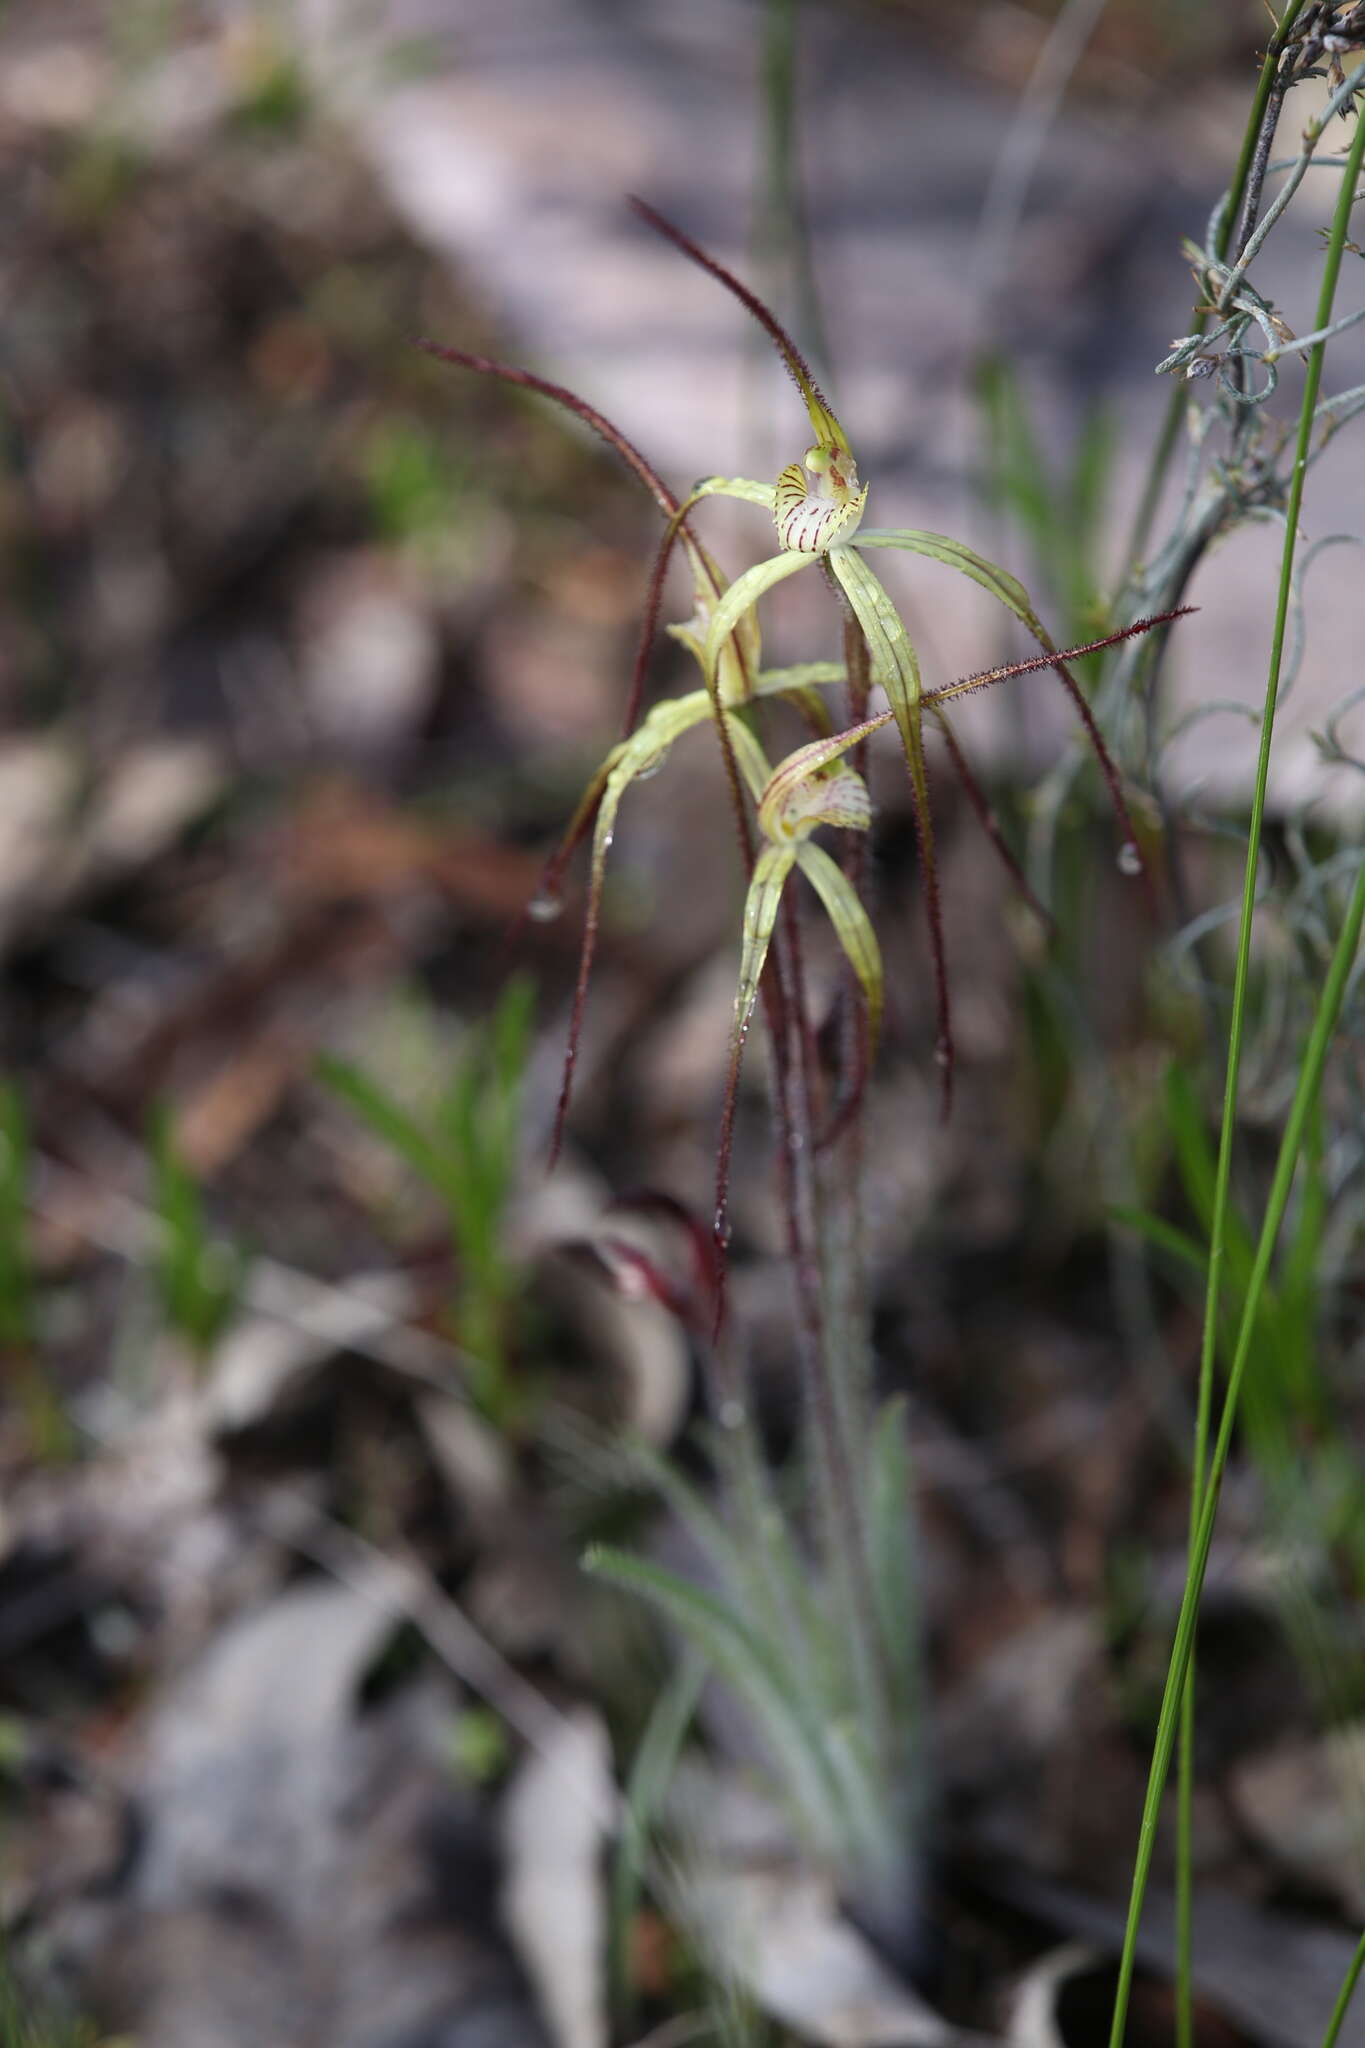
[421,213,1192,1923]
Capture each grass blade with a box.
[1157,92,1365,2048]
[1319,1927,1365,2048]
[1108,844,1365,2048]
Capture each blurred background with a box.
[1,3,1363,2045]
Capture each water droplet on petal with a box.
[634,746,671,783]
[718,1398,746,1430]
[1116,840,1142,877]
[527,889,564,924]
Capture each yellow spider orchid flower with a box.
[629,198,1188,1110]
[423,215,1191,1190]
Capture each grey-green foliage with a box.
[587,1398,922,1913]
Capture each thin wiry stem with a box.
[1215,56,1365,313]
[918,610,1195,712]
[1319,1928,1365,2048]
[908,756,952,1116]
[1112,89,1365,2048]
[1176,48,1365,2040]
[1109,854,1365,2048]
[1042,647,1159,916]
[931,710,1055,934]
[418,342,679,517]
[1124,1,1311,569]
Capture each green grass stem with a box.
[1319,1928,1365,2048]
[1171,75,1365,2048]
[1108,849,1365,2048]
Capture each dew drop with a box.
[527,889,564,924]
[1116,840,1142,877]
[718,1398,746,1431]
[634,746,671,783]
[933,1041,951,1069]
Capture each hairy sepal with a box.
[856,529,1153,885]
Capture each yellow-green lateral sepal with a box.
[827,548,925,783]
[832,544,953,1099]
[668,585,761,706]
[733,842,797,1051]
[684,476,777,512]
[795,841,883,1054]
[854,529,1049,644]
[753,661,845,696]
[588,691,716,912]
[614,689,714,781]
[725,714,776,807]
[702,550,815,695]
[853,530,1146,886]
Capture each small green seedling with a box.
[0,1081,73,1461]
[446,1705,511,1785]
[0,1081,33,1358]
[317,976,535,1422]
[150,1108,244,1360]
